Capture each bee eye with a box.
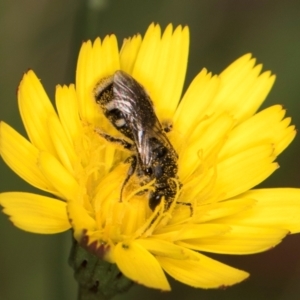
[149,192,162,210]
[145,167,153,175]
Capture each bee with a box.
[94,70,180,211]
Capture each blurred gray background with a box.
[1,0,300,299]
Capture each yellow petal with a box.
[120,34,142,74]
[173,69,220,136]
[114,240,170,290]
[38,151,79,201]
[158,250,249,288]
[179,112,234,180]
[101,34,120,76]
[47,113,78,175]
[0,192,70,233]
[214,144,278,200]
[132,23,161,90]
[0,122,58,195]
[237,70,275,121]
[220,188,300,233]
[192,198,256,223]
[76,36,120,124]
[174,224,231,240]
[18,70,57,154]
[136,238,198,260]
[133,24,189,120]
[152,223,230,244]
[219,105,296,161]
[67,201,97,242]
[179,225,288,254]
[209,54,276,122]
[275,120,296,156]
[55,84,82,146]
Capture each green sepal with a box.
[69,239,133,300]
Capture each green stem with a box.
[69,239,133,300]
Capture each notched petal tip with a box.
[0,192,70,234]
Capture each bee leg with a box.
[176,201,193,215]
[120,156,137,202]
[95,128,134,151]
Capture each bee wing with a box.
[113,70,172,166]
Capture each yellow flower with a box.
[1,23,300,291]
